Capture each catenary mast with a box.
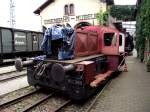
[10,0,15,28]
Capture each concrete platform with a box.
[0,66,16,75]
[90,56,150,112]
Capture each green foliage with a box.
[96,10,104,25]
[136,0,150,60]
[110,5,135,21]
[103,11,109,25]
[96,10,109,25]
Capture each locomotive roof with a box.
[83,25,120,34]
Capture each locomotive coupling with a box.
[15,58,34,71]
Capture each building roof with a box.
[34,0,114,14]
[34,0,54,14]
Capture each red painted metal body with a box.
[77,61,96,84]
[75,26,120,57]
[107,55,120,71]
[75,26,122,71]
[75,30,100,57]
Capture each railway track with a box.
[0,89,40,107]
[0,82,111,112]
[0,89,51,111]
[0,66,16,74]
[54,99,72,112]
[0,69,26,82]
[0,74,112,112]
[0,81,111,112]
[57,80,112,112]
[0,88,72,112]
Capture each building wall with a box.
[40,0,107,28]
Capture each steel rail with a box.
[0,68,26,75]
[22,93,54,112]
[0,73,26,82]
[85,80,112,112]
[0,69,26,82]
[0,89,39,108]
[54,100,72,112]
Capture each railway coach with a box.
[0,27,44,63]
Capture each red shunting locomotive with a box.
[15,25,125,100]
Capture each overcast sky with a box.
[0,0,137,31]
[0,0,46,31]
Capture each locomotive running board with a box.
[45,54,104,64]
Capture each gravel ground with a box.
[0,91,49,112]
[30,94,70,112]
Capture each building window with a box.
[64,5,69,15]
[70,4,74,15]
[64,4,75,16]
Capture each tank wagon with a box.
[15,25,125,100]
[0,27,43,63]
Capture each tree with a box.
[96,10,109,25]
[110,5,135,21]
[136,0,150,60]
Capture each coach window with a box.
[64,5,69,15]
[70,4,74,15]
[104,33,114,46]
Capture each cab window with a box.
[104,33,116,46]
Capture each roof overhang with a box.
[34,0,114,15]
[34,0,54,14]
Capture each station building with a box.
[34,0,114,28]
